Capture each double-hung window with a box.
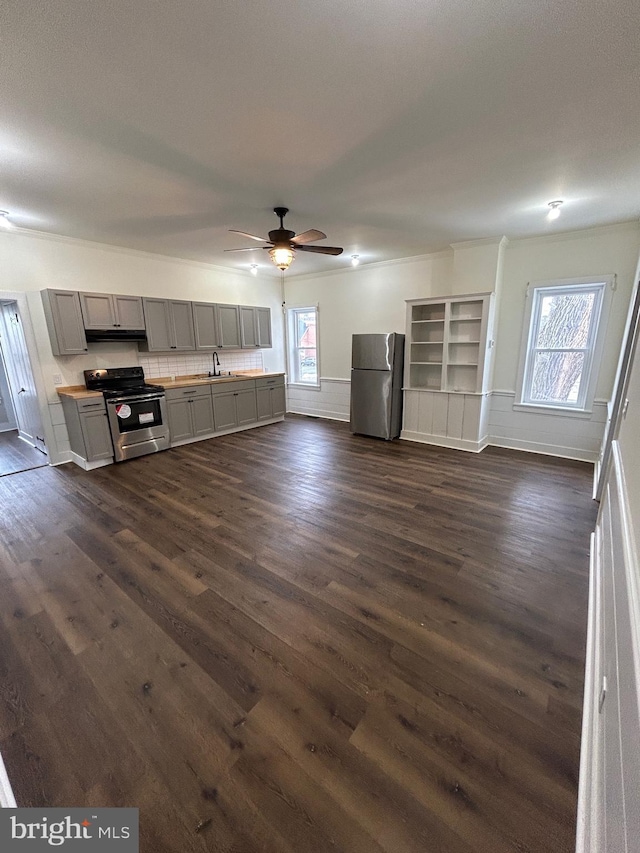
[287,306,319,387]
[517,276,612,412]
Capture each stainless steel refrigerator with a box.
[350,333,405,439]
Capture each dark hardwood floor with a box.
[0,430,47,477]
[0,415,597,852]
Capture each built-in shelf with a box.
[404,292,496,448]
[406,294,491,393]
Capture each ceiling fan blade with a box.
[229,229,269,242]
[297,245,343,256]
[291,229,326,245]
[223,247,262,252]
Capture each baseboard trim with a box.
[487,435,598,463]
[287,407,349,423]
[69,451,113,471]
[400,430,488,453]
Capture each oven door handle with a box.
[107,394,165,406]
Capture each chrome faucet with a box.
[210,351,221,377]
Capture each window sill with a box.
[513,402,594,419]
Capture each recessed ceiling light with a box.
[547,200,563,221]
[0,211,13,230]
[351,254,360,267]
[250,263,258,276]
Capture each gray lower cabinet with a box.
[212,379,257,430]
[166,385,214,442]
[41,290,88,355]
[141,298,196,351]
[256,375,286,420]
[60,396,114,462]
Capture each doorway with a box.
[0,300,48,476]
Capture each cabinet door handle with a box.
[598,676,607,713]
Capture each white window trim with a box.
[286,304,321,389]
[514,275,614,415]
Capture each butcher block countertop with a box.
[57,370,285,400]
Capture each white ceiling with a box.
[2,0,639,276]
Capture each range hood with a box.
[85,328,147,343]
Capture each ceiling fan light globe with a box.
[269,246,294,271]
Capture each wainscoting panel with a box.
[286,378,351,422]
[488,391,607,461]
[577,443,640,853]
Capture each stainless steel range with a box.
[84,366,170,462]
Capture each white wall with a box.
[286,252,453,379]
[493,223,640,397]
[285,222,640,460]
[0,228,285,462]
[489,222,640,460]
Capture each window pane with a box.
[530,351,585,403]
[289,308,318,385]
[296,311,316,347]
[536,292,595,349]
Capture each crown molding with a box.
[288,248,453,283]
[450,235,509,250]
[0,225,268,279]
[506,219,640,249]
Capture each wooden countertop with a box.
[57,370,285,400]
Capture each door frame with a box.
[0,342,17,432]
[0,290,55,461]
[595,278,640,501]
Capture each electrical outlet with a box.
[53,373,62,385]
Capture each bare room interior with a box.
[0,1,639,851]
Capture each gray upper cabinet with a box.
[141,298,195,352]
[41,289,88,356]
[80,292,145,330]
[256,307,272,348]
[113,295,145,329]
[193,302,220,350]
[170,300,196,350]
[217,304,242,348]
[240,305,272,349]
[240,306,258,348]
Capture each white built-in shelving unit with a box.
[403,293,494,451]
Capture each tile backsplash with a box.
[139,350,264,379]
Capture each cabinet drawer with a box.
[77,397,107,412]
[165,384,212,401]
[210,379,255,395]
[256,375,284,389]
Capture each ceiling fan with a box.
[225,207,343,271]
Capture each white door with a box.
[0,348,16,431]
[0,302,47,454]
